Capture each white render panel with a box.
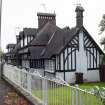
[21,40,23,47]
[25,37,27,46]
[76,31,87,73]
[65,48,67,70]
[61,53,63,70]
[91,48,93,68]
[56,56,58,70]
[72,51,75,69]
[57,56,59,70]
[65,60,67,70]
[97,51,100,67]
[86,70,100,82]
[65,72,76,83]
[87,50,89,68]
[68,53,71,70]
[68,47,71,53]
[56,72,64,80]
[94,48,96,68]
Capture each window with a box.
[30,60,44,69]
[45,60,55,72]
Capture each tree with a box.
[99,14,105,46]
[99,14,105,34]
[99,14,105,64]
[0,48,4,61]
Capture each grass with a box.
[79,82,105,89]
[32,82,105,105]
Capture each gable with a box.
[82,27,104,54]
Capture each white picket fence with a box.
[3,64,103,105]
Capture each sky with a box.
[1,0,105,52]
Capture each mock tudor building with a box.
[5,6,104,83]
[5,44,16,64]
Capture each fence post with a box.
[76,84,79,105]
[27,72,32,94]
[18,68,21,86]
[42,78,48,105]
[72,87,74,105]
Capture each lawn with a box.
[32,82,105,105]
[79,82,105,89]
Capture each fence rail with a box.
[2,63,104,105]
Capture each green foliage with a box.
[91,86,105,105]
[99,14,105,63]
[99,14,105,34]
[100,54,105,64]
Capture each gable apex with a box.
[81,27,104,54]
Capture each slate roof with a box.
[31,22,60,45]
[29,46,45,59]
[29,22,60,59]
[13,28,38,54]
[19,28,37,39]
[42,27,78,58]
[29,21,78,59]
[23,28,37,36]
[29,23,104,59]
[6,44,16,49]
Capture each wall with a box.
[86,70,100,82]
[56,31,100,83]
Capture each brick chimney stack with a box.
[75,6,84,28]
[37,12,56,29]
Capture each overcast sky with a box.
[1,0,105,52]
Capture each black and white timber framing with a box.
[5,6,104,83]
